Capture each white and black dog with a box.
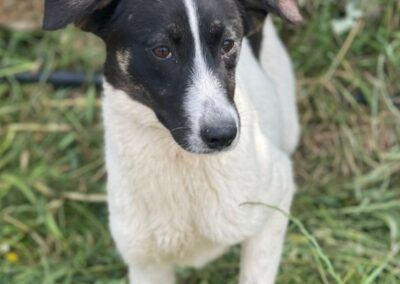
[43,0,302,283]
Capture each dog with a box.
[43,0,302,283]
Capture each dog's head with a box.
[43,0,301,154]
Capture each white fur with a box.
[103,16,298,284]
[116,49,131,75]
[183,0,239,152]
[259,16,300,153]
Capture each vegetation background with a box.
[0,0,399,283]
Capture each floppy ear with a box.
[239,0,303,35]
[43,0,115,32]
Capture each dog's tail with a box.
[257,16,300,154]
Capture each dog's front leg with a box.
[239,189,293,284]
[239,151,295,284]
[128,263,175,284]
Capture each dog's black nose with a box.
[201,125,237,150]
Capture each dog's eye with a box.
[221,39,235,55]
[152,46,172,59]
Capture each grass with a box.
[0,0,399,283]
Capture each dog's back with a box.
[260,16,300,154]
[238,16,300,154]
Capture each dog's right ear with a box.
[43,0,116,32]
[238,0,303,36]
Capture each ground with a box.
[0,0,399,283]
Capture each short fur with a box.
[43,0,301,283]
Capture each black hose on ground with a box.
[6,71,103,89]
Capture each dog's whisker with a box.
[170,126,190,133]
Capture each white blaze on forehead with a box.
[183,0,210,78]
[182,0,227,95]
[182,0,225,98]
[182,0,239,151]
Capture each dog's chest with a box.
[106,128,270,263]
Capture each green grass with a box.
[1,0,399,283]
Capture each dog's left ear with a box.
[43,0,114,32]
[239,0,303,35]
